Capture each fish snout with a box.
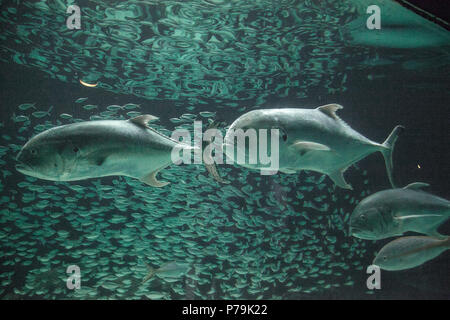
[15,150,32,173]
[15,162,32,174]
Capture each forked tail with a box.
[380,125,405,188]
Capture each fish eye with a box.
[383,256,387,261]
[30,149,37,155]
[274,127,288,141]
[73,146,79,153]
[360,214,366,220]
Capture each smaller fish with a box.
[107,105,122,111]
[13,115,29,122]
[82,104,98,111]
[32,106,53,119]
[123,103,140,110]
[142,261,190,284]
[199,111,215,118]
[60,113,73,119]
[169,118,182,124]
[80,79,98,87]
[100,110,117,117]
[18,103,36,111]
[373,236,450,271]
[126,111,142,118]
[75,98,88,104]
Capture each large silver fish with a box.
[209,104,403,189]
[16,115,192,187]
[350,182,450,240]
[373,236,450,271]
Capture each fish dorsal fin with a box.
[316,104,343,120]
[141,168,169,188]
[289,140,331,155]
[129,114,159,128]
[403,182,430,190]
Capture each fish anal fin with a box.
[317,104,343,120]
[142,264,156,284]
[129,114,159,128]
[329,169,352,190]
[290,141,331,155]
[204,142,230,184]
[205,162,230,184]
[141,170,169,187]
[403,182,430,190]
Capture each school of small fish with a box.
[0,0,449,300]
[2,101,378,299]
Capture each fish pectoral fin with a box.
[316,104,343,120]
[129,114,159,128]
[394,214,444,220]
[328,169,352,190]
[289,141,331,156]
[140,170,170,187]
[403,182,430,190]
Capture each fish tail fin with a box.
[444,236,450,249]
[380,125,405,188]
[142,263,156,284]
[204,121,230,184]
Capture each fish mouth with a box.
[15,162,33,174]
[349,227,365,237]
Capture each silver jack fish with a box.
[209,104,403,189]
[16,115,193,187]
[350,182,450,240]
[373,236,450,271]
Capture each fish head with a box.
[350,197,395,240]
[16,130,78,181]
[223,109,289,166]
[372,246,400,271]
[225,109,289,141]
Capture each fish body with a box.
[32,106,53,119]
[142,261,189,283]
[16,115,191,187]
[350,182,450,240]
[373,236,450,271]
[18,103,36,111]
[216,104,403,189]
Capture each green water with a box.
[0,0,449,299]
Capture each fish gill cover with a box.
[0,0,449,299]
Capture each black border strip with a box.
[393,0,450,30]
